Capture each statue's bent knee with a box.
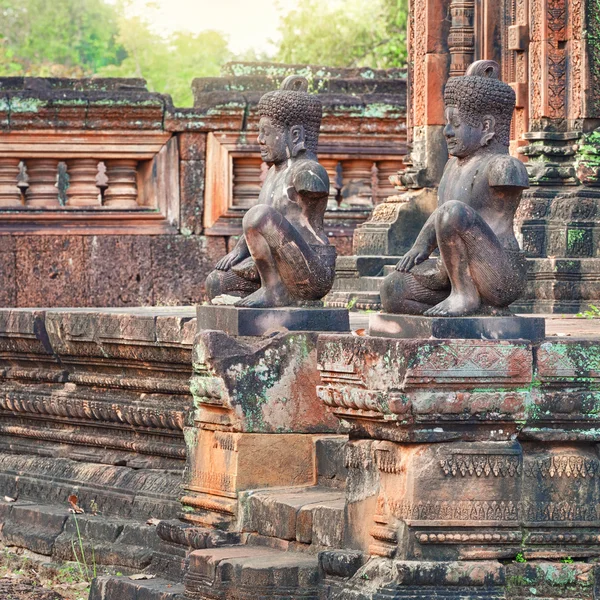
[242,204,276,232]
[436,200,472,233]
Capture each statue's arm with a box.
[292,162,330,201]
[395,212,438,272]
[215,234,250,271]
[488,155,529,189]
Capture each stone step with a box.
[90,575,185,600]
[184,545,320,599]
[242,486,345,548]
[325,290,382,311]
[330,275,385,292]
[0,499,166,572]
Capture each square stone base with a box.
[368,313,546,341]
[197,305,350,336]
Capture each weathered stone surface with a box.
[352,190,436,256]
[334,559,506,599]
[90,576,185,600]
[179,159,205,236]
[15,236,89,307]
[86,236,154,306]
[318,335,532,442]
[184,546,320,600]
[369,313,546,341]
[242,487,345,546]
[182,431,318,528]
[1,503,68,555]
[191,329,338,432]
[197,305,350,336]
[0,307,194,556]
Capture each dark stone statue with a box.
[381,60,529,317]
[205,76,335,308]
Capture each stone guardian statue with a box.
[380,60,529,317]
[205,76,335,308]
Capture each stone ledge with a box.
[368,314,546,341]
[197,304,349,336]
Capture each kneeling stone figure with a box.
[205,76,335,309]
[381,60,529,317]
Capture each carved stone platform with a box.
[197,304,350,336]
[369,313,546,341]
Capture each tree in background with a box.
[0,0,407,106]
[0,0,124,76]
[98,2,230,106]
[275,0,408,69]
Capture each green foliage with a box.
[70,514,97,582]
[0,0,124,76]
[577,304,600,319]
[275,0,408,68]
[0,0,408,106]
[514,552,527,563]
[98,4,231,106]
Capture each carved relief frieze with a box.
[440,454,522,477]
[391,500,520,522]
[417,531,522,544]
[525,455,600,478]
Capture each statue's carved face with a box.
[444,107,494,158]
[258,117,289,165]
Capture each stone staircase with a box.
[90,436,356,600]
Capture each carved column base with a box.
[318,335,600,562]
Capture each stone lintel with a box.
[197,304,350,336]
[368,313,546,341]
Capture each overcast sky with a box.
[120,0,309,55]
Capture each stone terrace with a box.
[0,307,599,598]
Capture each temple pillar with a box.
[325,0,451,309]
[512,0,600,313]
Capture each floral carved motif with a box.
[440,454,521,477]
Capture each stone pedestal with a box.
[369,314,546,341]
[351,189,437,257]
[197,304,350,336]
[182,326,341,528]
[317,334,600,566]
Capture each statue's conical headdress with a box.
[257,76,323,153]
[444,60,516,146]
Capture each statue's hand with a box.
[395,247,430,272]
[215,250,242,271]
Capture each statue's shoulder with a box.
[291,159,330,196]
[487,153,529,188]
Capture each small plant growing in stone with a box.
[577,304,600,319]
[514,552,527,563]
[70,514,97,582]
[562,556,575,564]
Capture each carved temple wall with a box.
[0,66,407,308]
[341,0,600,313]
